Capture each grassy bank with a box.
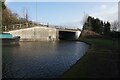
[62,35,120,78]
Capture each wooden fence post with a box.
[5,26,7,31]
[13,25,15,30]
[20,24,22,28]
[26,23,28,27]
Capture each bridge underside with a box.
[59,31,76,40]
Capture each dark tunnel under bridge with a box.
[58,30,81,40]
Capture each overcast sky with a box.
[5,1,118,29]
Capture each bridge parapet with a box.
[6,26,58,41]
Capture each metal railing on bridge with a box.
[2,23,44,32]
[2,23,82,32]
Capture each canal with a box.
[2,41,89,78]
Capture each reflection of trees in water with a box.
[2,43,20,47]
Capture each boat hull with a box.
[1,36,20,45]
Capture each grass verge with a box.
[62,37,120,78]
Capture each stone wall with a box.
[7,26,58,41]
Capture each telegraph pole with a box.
[23,7,29,27]
[118,1,120,23]
[36,0,38,26]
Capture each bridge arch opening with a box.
[58,31,76,40]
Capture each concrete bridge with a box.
[5,26,81,41]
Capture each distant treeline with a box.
[1,2,37,32]
[83,16,111,35]
[2,2,25,25]
[83,16,120,38]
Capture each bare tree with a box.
[111,21,120,31]
[81,13,89,26]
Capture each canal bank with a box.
[62,37,120,78]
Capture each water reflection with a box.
[2,41,89,78]
[2,43,20,47]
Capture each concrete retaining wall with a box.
[7,26,58,41]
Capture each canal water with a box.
[2,41,89,78]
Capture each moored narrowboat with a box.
[0,33,20,45]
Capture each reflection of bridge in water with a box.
[5,26,81,41]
